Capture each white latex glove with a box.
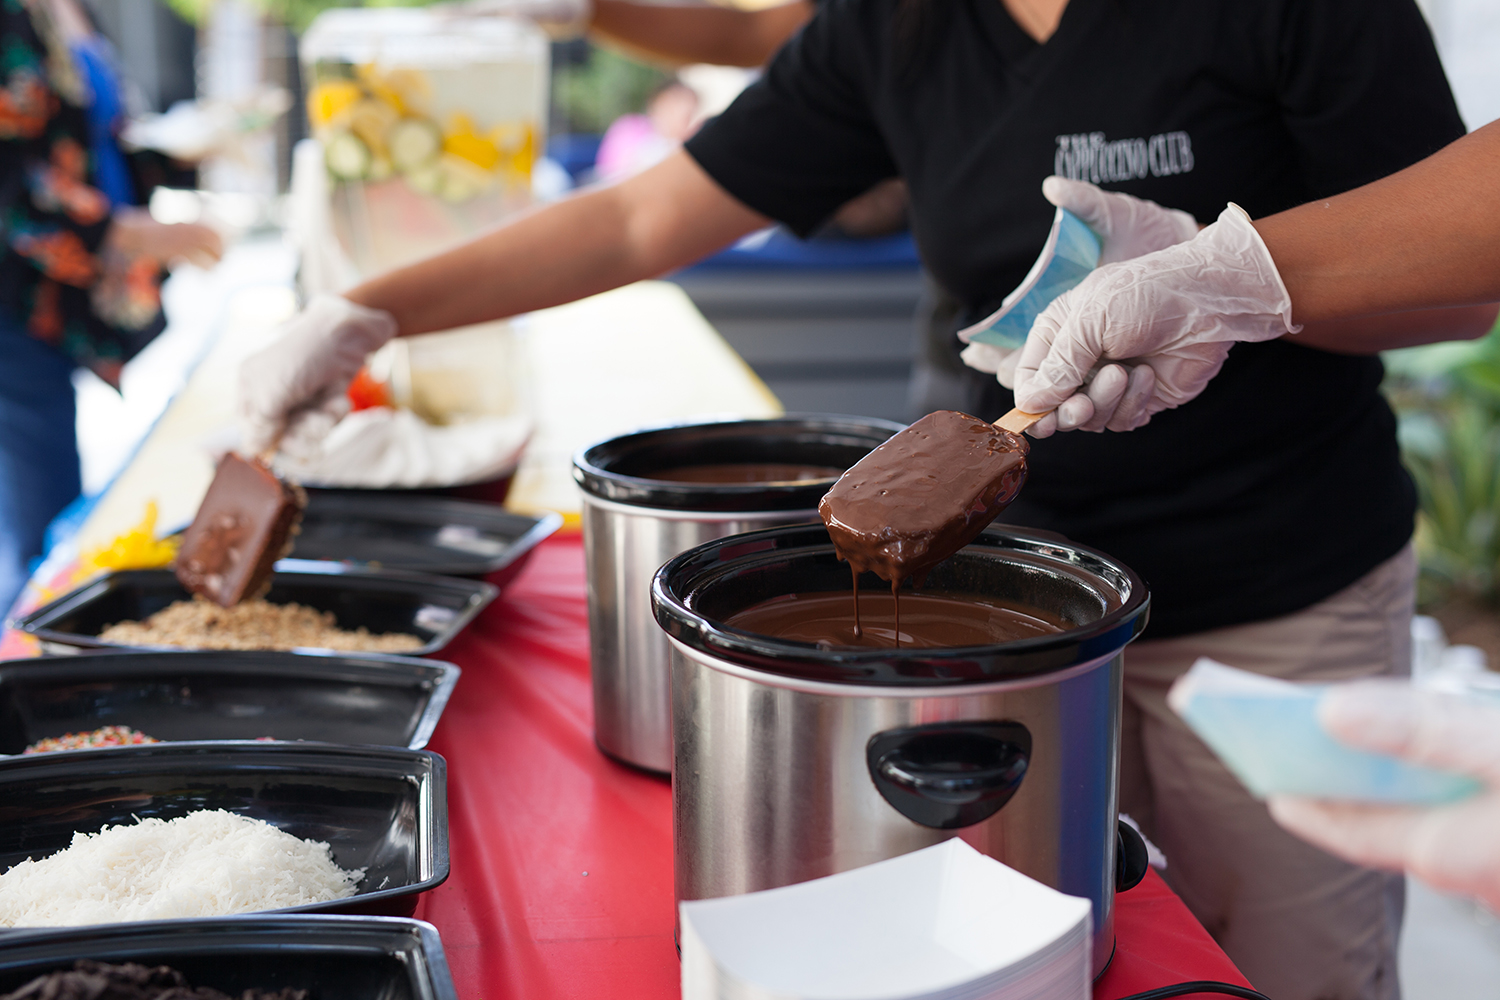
[959,340,1024,388]
[273,408,531,488]
[1043,175,1201,266]
[238,294,398,457]
[433,0,591,37]
[960,177,1200,390]
[1013,203,1300,438]
[1268,682,1500,914]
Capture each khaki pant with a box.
[1121,543,1417,1000]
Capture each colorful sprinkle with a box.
[24,726,161,753]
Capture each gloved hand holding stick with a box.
[1010,202,1300,438]
[1004,123,1500,439]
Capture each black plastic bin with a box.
[9,561,497,656]
[0,742,448,919]
[0,915,458,1000]
[0,650,460,754]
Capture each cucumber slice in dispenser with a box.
[389,118,443,174]
[325,131,373,180]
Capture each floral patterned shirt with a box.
[1,0,163,387]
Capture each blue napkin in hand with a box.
[958,207,1102,351]
[1168,658,1481,804]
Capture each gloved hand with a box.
[432,0,591,38]
[105,207,225,269]
[1268,682,1500,913]
[1044,175,1202,266]
[238,294,398,457]
[960,176,1200,390]
[1011,203,1300,438]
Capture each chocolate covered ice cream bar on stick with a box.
[818,408,1040,589]
[173,453,306,607]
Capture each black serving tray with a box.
[297,491,561,587]
[0,915,457,1000]
[8,561,497,655]
[0,651,460,755]
[0,742,447,920]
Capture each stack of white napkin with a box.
[679,839,1092,1000]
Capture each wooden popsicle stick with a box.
[994,408,1049,434]
[255,425,288,466]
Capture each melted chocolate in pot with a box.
[641,463,846,484]
[726,590,1068,650]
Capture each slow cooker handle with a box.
[1116,819,1150,892]
[865,721,1032,830]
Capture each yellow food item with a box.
[307,81,363,129]
[443,133,501,171]
[385,69,432,115]
[354,64,402,114]
[348,98,400,157]
[355,65,433,118]
[443,153,496,202]
[490,122,536,183]
[443,114,501,171]
[78,501,179,573]
[489,122,531,155]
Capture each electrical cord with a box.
[1114,982,1271,1000]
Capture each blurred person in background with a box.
[1,0,222,612]
[237,0,1492,994]
[594,79,700,180]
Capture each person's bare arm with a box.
[1290,304,1498,355]
[1253,120,1500,351]
[345,150,769,335]
[589,0,811,67]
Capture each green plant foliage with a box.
[1387,319,1500,608]
[1402,399,1500,604]
[552,44,671,136]
[165,0,438,34]
[161,0,211,27]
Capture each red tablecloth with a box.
[412,534,1255,999]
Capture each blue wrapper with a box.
[1170,659,1481,804]
[959,207,1102,351]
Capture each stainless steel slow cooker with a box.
[651,522,1149,976]
[572,415,903,773]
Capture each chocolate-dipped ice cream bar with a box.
[173,453,306,607]
[819,409,1030,590]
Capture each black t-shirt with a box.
[685,0,1464,639]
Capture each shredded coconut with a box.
[0,809,364,927]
